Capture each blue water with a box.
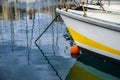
[7,1,74,9]
[0,7,75,80]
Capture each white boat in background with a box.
[104,4,120,14]
[56,0,120,61]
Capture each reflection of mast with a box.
[0,0,2,17]
[15,0,19,20]
[10,0,19,20]
[3,0,20,20]
[3,0,8,21]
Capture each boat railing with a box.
[79,0,87,17]
[60,0,120,17]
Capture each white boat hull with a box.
[56,8,120,61]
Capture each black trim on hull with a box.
[77,47,120,78]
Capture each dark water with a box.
[0,1,75,80]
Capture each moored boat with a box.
[57,0,120,61]
[56,0,120,79]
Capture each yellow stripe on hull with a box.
[67,26,120,56]
[66,65,102,80]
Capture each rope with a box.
[35,43,62,80]
[34,14,62,80]
[35,15,60,43]
[79,0,87,17]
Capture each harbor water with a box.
[0,0,120,80]
[0,0,75,80]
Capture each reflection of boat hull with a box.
[66,48,120,80]
[56,8,120,61]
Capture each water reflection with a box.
[10,18,15,52]
[0,20,4,44]
[0,1,75,80]
[35,41,62,80]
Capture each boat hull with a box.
[59,13,120,61]
[66,48,120,80]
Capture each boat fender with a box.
[70,45,80,58]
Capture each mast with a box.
[90,0,93,4]
[60,0,66,8]
[108,0,110,6]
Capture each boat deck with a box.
[56,7,120,31]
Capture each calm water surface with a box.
[0,1,75,80]
[1,1,120,80]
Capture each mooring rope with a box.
[35,43,62,80]
[35,15,60,42]
[34,14,62,80]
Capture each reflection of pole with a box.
[10,19,15,52]
[26,11,30,65]
[16,0,20,19]
[0,18,4,45]
[3,0,8,21]
[9,3,15,53]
